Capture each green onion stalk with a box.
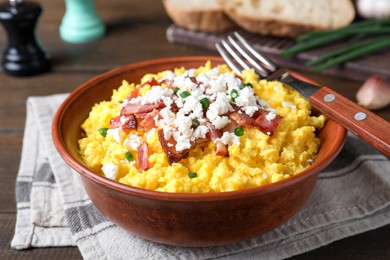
[281,19,390,72]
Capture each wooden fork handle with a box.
[309,87,390,157]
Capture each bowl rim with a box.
[52,56,347,202]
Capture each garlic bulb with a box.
[356,75,390,110]
[356,0,390,19]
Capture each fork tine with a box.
[233,32,280,71]
[221,39,251,72]
[227,35,269,77]
[215,42,243,75]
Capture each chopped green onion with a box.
[200,97,209,109]
[125,151,134,162]
[230,89,239,102]
[99,128,109,137]
[173,87,180,94]
[180,91,190,99]
[234,127,244,136]
[188,172,197,178]
[191,119,200,129]
[240,82,252,89]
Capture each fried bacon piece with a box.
[157,129,190,165]
[124,77,162,101]
[205,122,228,157]
[228,112,256,128]
[143,77,160,87]
[215,141,229,157]
[138,141,150,172]
[138,109,159,131]
[109,114,137,132]
[229,109,283,136]
[221,120,240,133]
[126,87,141,100]
[159,78,174,86]
[253,110,283,136]
[121,100,165,115]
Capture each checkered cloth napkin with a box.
[11,94,390,259]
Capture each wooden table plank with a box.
[0,132,21,213]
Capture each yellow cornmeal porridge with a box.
[78,62,325,193]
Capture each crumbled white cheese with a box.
[121,98,131,108]
[173,75,186,88]
[181,95,203,118]
[123,66,281,155]
[196,73,209,85]
[120,115,129,125]
[141,86,173,105]
[242,106,259,117]
[258,99,270,109]
[206,78,227,95]
[191,86,205,99]
[163,125,174,140]
[162,70,175,81]
[124,134,143,150]
[212,116,230,130]
[235,87,257,106]
[107,128,122,143]
[158,107,175,126]
[161,96,173,108]
[206,93,232,122]
[225,73,241,90]
[266,111,276,121]
[205,67,220,79]
[184,68,196,77]
[183,78,198,90]
[175,114,193,137]
[175,95,184,108]
[193,125,208,139]
[216,132,240,146]
[128,96,143,104]
[101,163,118,180]
[282,101,296,109]
[205,72,239,95]
[175,134,192,151]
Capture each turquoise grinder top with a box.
[60,0,105,43]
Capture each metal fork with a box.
[216,32,390,157]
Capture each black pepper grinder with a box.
[0,0,50,76]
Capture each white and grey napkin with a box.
[11,94,390,259]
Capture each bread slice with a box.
[163,0,236,32]
[220,0,356,37]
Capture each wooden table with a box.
[1,0,389,259]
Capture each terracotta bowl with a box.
[52,56,347,247]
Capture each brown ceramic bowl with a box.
[52,56,347,247]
